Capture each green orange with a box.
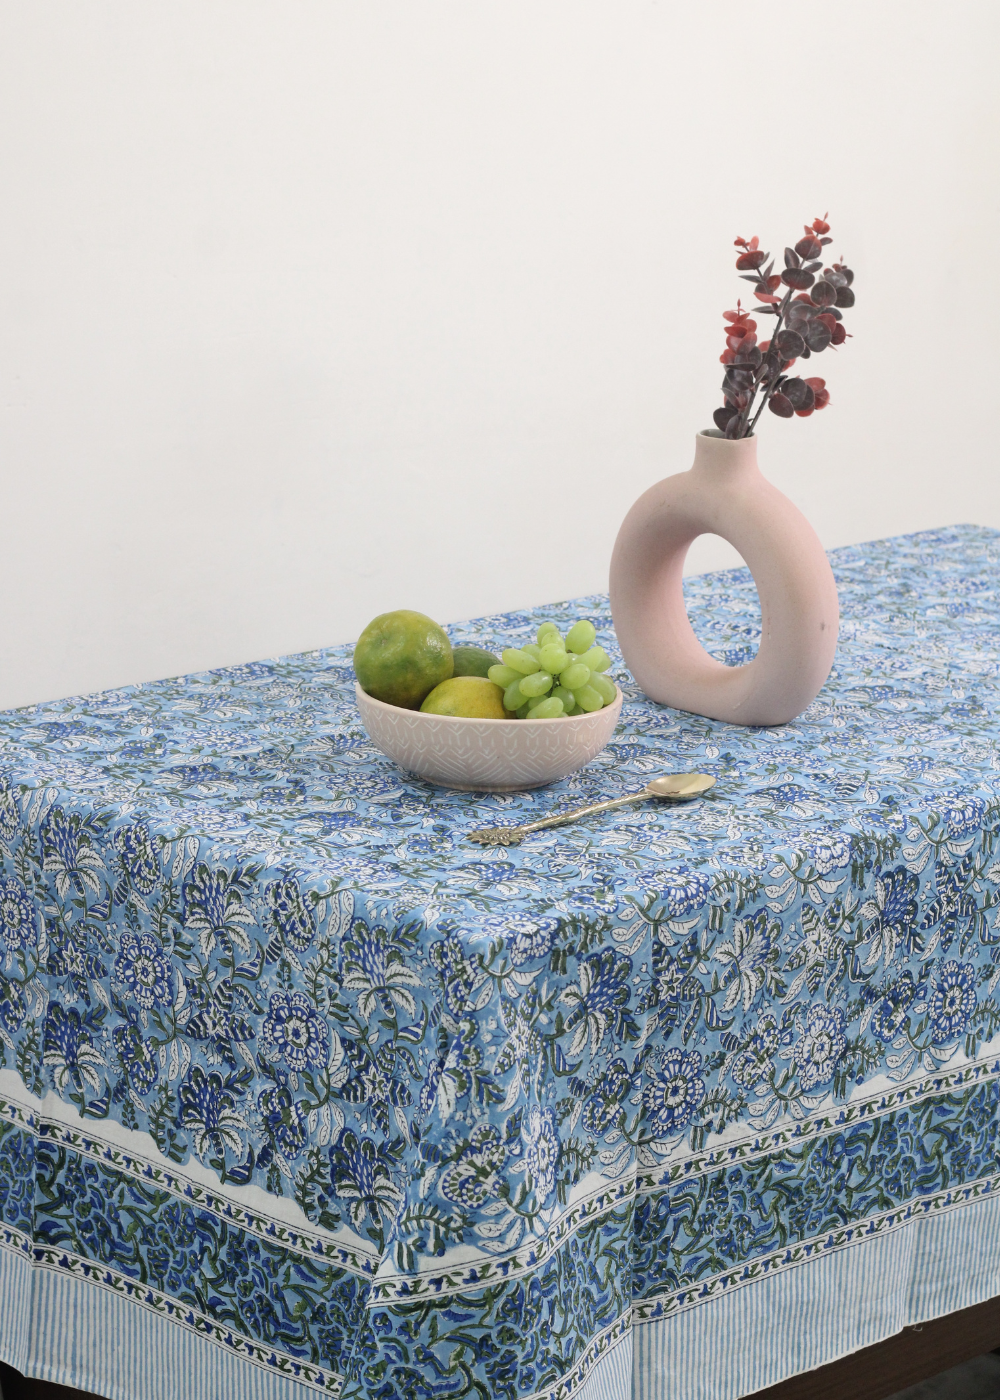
[353,610,453,710]
[451,645,500,678]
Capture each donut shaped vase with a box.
[609,431,839,726]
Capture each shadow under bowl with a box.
[355,682,623,791]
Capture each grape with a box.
[539,642,569,674]
[561,661,591,690]
[589,672,617,703]
[573,684,604,712]
[576,645,611,673]
[502,648,538,676]
[566,620,596,654]
[520,670,553,698]
[552,685,578,715]
[493,617,612,718]
[504,679,527,710]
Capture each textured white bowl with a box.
[355,682,623,790]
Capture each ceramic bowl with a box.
[355,682,623,791]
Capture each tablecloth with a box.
[2,523,1000,1400]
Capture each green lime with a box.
[420,676,509,718]
[451,645,500,679]
[353,610,453,710]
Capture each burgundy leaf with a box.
[803,319,832,352]
[713,407,734,432]
[835,285,856,308]
[736,251,767,270]
[774,328,806,359]
[831,323,848,345]
[795,236,823,260]
[783,247,801,270]
[810,281,837,308]
[768,393,794,418]
[724,367,755,393]
[782,377,815,411]
[781,268,816,291]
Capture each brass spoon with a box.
[467,772,717,846]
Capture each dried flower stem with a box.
[745,292,792,434]
[715,217,855,439]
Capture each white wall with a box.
[1,1,998,710]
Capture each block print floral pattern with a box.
[0,525,999,1399]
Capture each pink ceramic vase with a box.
[609,430,838,725]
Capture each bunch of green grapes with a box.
[487,619,616,719]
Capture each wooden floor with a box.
[0,1371,81,1400]
[2,1298,999,1400]
[889,1352,1000,1399]
[747,1295,1000,1400]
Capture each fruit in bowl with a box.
[487,619,615,718]
[353,610,454,710]
[451,645,500,678]
[421,676,508,719]
[353,611,616,719]
[352,609,622,789]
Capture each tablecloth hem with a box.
[634,1187,1000,1400]
[0,1248,343,1400]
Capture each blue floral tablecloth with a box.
[2,524,1000,1400]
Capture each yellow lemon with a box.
[420,676,510,719]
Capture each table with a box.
[1,523,999,1400]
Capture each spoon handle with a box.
[468,790,648,845]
